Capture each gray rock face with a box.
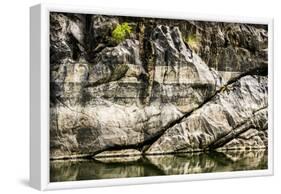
[146,75,268,154]
[179,22,268,72]
[50,13,268,159]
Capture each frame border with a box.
[30,3,274,190]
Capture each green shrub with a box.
[185,34,201,51]
[112,23,132,43]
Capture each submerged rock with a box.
[94,149,141,157]
[93,149,142,163]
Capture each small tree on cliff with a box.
[112,22,132,43]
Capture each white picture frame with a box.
[30,3,274,191]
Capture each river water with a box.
[50,150,267,182]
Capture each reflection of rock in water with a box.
[146,153,216,174]
[50,150,267,182]
[50,157,165,182]
[216,150,268,170]
[147,150,267,175]
[50,160,80,182]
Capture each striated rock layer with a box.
[50,12,268,159]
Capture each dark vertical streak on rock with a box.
[84,14,94,62]
[138,20,156,105]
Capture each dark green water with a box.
[50,150,267,182]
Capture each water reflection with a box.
[50,150,267,182]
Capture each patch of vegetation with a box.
[112,23,132,43]
[185,33,201,51]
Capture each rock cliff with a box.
[50,12,268,159]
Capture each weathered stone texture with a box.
[50,13,268,159]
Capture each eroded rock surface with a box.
[50,12,268,159]
[146,76,268,154]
